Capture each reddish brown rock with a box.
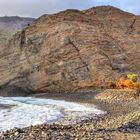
[0,6,140,94]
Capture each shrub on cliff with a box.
[108,74,140,89]
[127,73,138,82]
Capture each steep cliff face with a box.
[0,6,140,94]
[0,16,34,50]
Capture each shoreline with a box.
[0,89,140,139]
[0,113,140,139]
[0,94,105,132]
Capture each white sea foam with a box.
[0,97,105,132]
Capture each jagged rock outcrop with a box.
[0,16,34,49]
[0,6,140,94]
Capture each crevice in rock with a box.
[103,33,124,54]
[98,49,112,67]
[68,38,90,72]
[75,65,90,70]
[126,17,136,34]
[20,30,26,49]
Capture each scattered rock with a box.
[95,89,140,101]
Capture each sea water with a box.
[0,97,105,132]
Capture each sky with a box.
[0,0,140,18]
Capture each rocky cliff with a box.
[0,6,140,94]
[0,16,34,49]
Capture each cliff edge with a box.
[0,6,140,94]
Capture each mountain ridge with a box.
[84,5,135,16]
[0,16,34,50]
[0,6,140,94]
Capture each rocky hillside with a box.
[0,6,140,94]
[0,16,34,49]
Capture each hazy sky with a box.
[0,0,140,17]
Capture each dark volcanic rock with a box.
[0,6,140,94]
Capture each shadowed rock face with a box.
[0,6,140,94]
[0,16,34,49]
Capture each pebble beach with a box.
[0,89,140,140]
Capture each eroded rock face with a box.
[0,16,34,51]
[0,6,140,94]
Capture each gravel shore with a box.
[1,89,140,140]
[0,116,140,140]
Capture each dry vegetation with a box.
[108,74,140,89]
